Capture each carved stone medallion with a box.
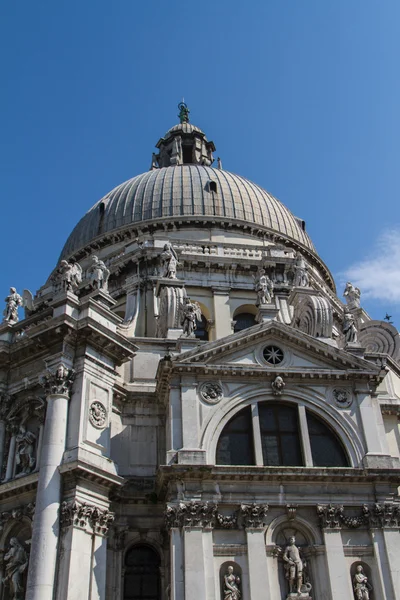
[199,382,223,404]
[332,388,352,408]
[89,400,107,428]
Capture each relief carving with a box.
[60,500,115,535]
[271,375,285,396]
[240,503,268,528]
[89,401,107,429]
[165,501,218,529]
[3,537,29,600]
[200,382,223,404]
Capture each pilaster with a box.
[212,287,231,338]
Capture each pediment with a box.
[175,321,381,375]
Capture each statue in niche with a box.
[223,565,241,600]
[3,537,28,600]
[344,282,361,309]
[15,424,36,475]
[282,536,304,595]
[294,252,309,287]
[88,255,110,291]
[343,311,358,343]
[255,268,274,305]
[160,242,179,279]
[3,288,23,324]
[180,297,202,336]
[353,565,372,600]
[55,260,82,293]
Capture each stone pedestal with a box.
[256,303,279,323]
[345,342,366,358]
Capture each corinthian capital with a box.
[39,364,75,397]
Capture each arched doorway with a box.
[124,544,161,600]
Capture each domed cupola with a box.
[151,102,216,168]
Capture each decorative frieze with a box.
[240,503,269,528]
[363,502,400,528]
[165,501,217,529]
[317,502,400,529]
[39,364,75,397]
[60,500,115,536]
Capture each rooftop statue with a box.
[161,242,179,279]
[3,287,23,324]
[180,297,202,337]
[178,101,190,124]
[343,282,361,309]
[343,311,358,344]
[254,268,274,305]
[55,260,82,293]
[88,255,110,291]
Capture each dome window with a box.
[209,180,218,193]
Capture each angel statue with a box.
[160,243,179,279]
[343,282,361,309]
[3,537,28,600]
[223,565,241,600]
[254,268,274,305]
[55,260,82,293]
[88,255,110,291]
[180,297,202,336]
[3,288,23,324]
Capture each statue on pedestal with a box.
[353,566,372,600]
[343,311,358,343]
[3,537,28,600]
[344,282,361,309]
[255,268,274,305]
[223,565,241,600]
[3,288,23,324]
[15,424,36,475]
[88,255,110,291]
[55,260,82,293]
[294,253,309,287]
[180,297,202,336]
[161,243,179,279]
[282,536,304,596]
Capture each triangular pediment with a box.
[174,321,381,375]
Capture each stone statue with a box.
[15,425,36,475]
[180,298,202,336]
[343,311,358,343]
[272,375,285,396]
[88,255,110,291]
[255,268,274,305]
[294,252,309,287]
[217,157,223,169]
[3,288,23,324]
[353,565,372,600]
[178,101,190,124]
[3,537,28,600]
[223,565,241,600]
[282,536,304,595]
[55,260,82,293]
[344,282,361,309]
[150,152,159,170]
[161,243,179,279]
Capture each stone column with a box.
[241,504,271,600]
[25,364,75,600]
[170,527,184,600]
[212,287,232,338]
[4,424,17,481]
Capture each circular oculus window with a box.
[263,345,284,365]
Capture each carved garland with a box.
[164,502,268,530]
[60,501,115,535]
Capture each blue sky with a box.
[1,1,400,324]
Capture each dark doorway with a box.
[124,545,161,600]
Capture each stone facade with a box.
[0,108,399,599]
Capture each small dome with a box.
[59,165,314,260]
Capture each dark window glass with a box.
[124,545,161,600]
[216,406,255,465]
[258,403,303,466]
[234,313,256,333]
[209,181,217,192]
[182,145,193,164]
[307,412,349,467]
[195,315,208,341]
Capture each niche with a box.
[220,561,242,600]
[274,526,313,600]
[350,561,373,599]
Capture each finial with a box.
[178,101,190,124]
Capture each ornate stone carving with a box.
[60,500,115,535]
[165,501,218,529]
[3,288,23,324]
[180,298,202,337]
[254,268,274,305]
[316,504,344,529]
[223,565,241,600]
[0,393,12,420]
[160,242,179,279]
[215,512,238,529]
[240,503,268,528]
[353,565,372,600]
[156,284,186,337]
[293,294,333,339]
[39,364,75,397]
[88,255,110,291]
[271,375,285,396]
[3,537,29,600]
[0,503,35,533]
[54,260,82,293]
[343,311,358,344]
[199,382,223,404]
[363,502,400,528]
[89,400,107,429]
[283,536,311,598]
[15,425,36,476]
[343,282,361,309]
[286,504,297,520]
[359,320,400,360]
[294,252,309,287]
[332,388,352,408]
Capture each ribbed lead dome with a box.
[60,165,314,260]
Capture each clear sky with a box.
[1,1,400,325]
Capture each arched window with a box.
[216,406,255,465]
[216,402,349,467]
[124,545,161,600]
[195,315,209,341]
[234,313,256,333]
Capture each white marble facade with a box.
[0,109,399,600]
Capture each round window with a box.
[263,345,284,365]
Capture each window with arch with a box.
[124,544,161,600]
[216,402,349,467]
[233,312,257,333]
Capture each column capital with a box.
[39,364,75,398]
[240,503,269,529]
[60,500,115,536]
[165,501,218,529]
